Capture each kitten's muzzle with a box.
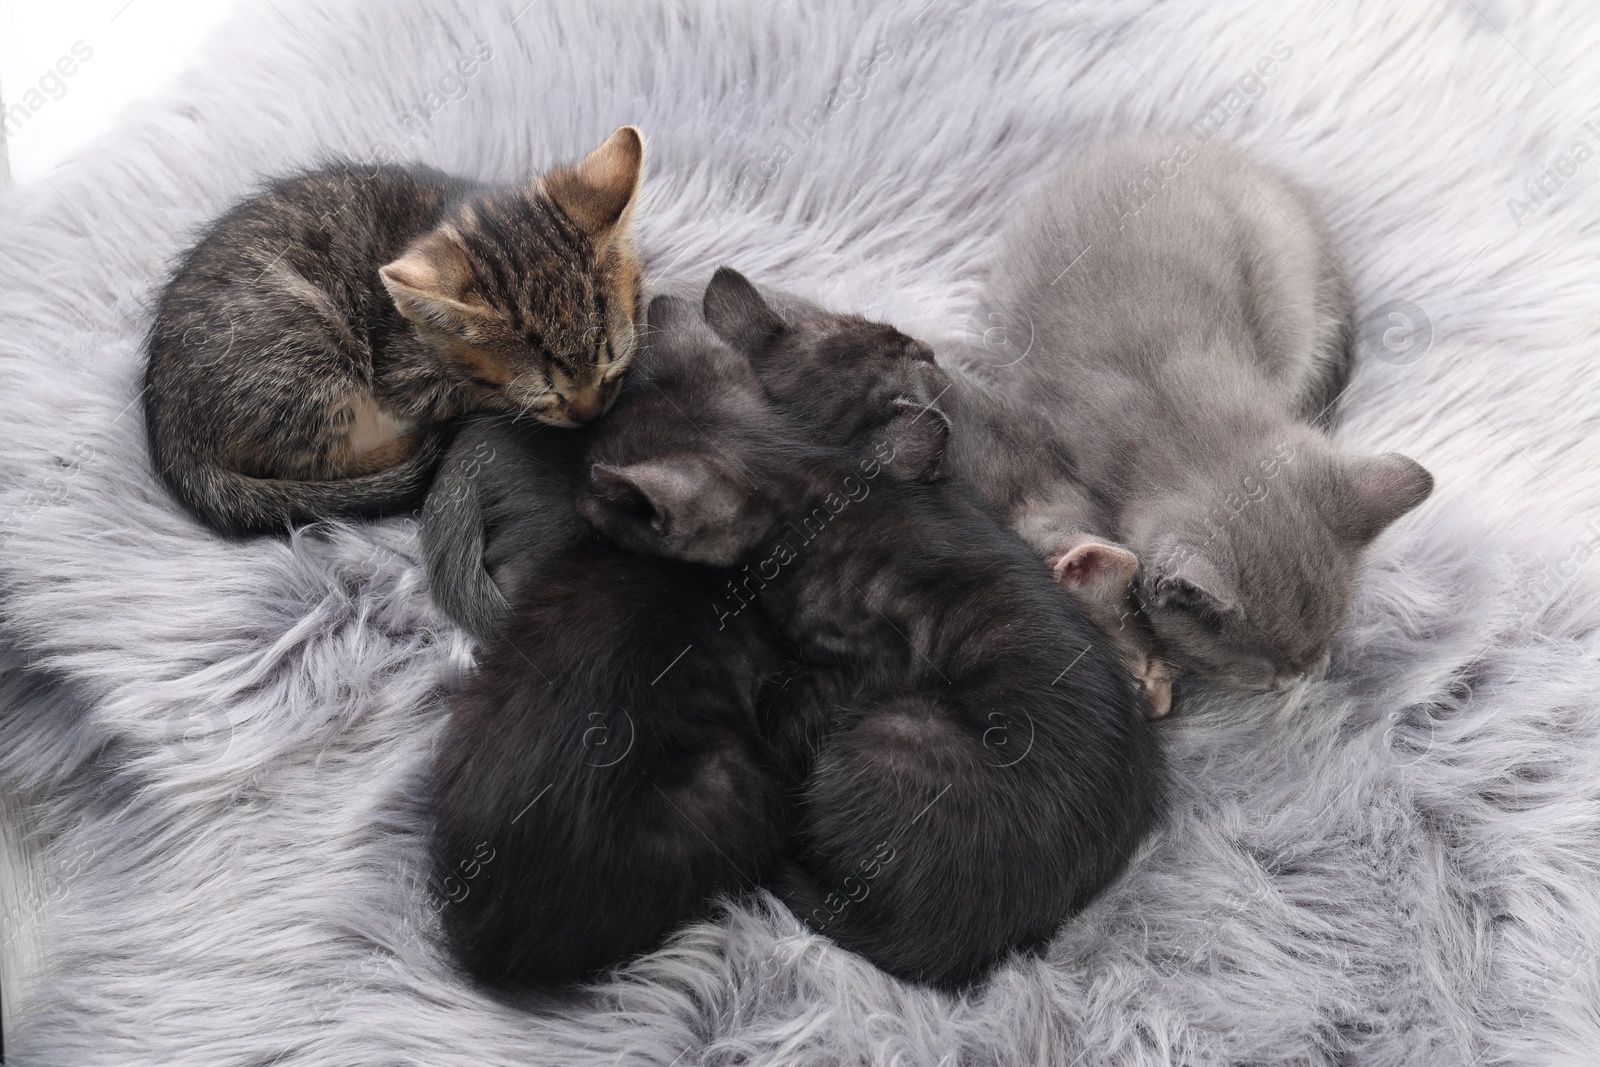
[563,390,609,424]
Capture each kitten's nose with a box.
[564,392,606,424]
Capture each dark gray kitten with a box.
[696,270,1176,715]
[430,297,791,989]
[977,138,1432,691]
[584,283,1164,988]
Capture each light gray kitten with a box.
[966,137,1432,693]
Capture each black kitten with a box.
[429,298,789,990]
[583,278,1166,988]
[701,269,1174,716]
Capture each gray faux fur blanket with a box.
[2,0,1600,1063]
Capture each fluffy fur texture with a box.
[4,0,1600,1063]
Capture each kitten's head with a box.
[1128,436,1434,690]
[379,126,645,427]
[701,267,951,480]
[575,294,793,566]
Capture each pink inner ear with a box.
[1050,539,1139,599]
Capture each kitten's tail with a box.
[152,431,449,537]
[419,445,510,646]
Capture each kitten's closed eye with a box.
[1158,578,1226,622]
[1167,596,1226,631]
[383,127,644,431]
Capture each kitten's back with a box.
[989,138,1352,428]
[434,545,785,987]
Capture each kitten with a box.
[430,297,788,990]
[145,127,644,536]
[980,138,1431,691]
[700,268,1175,716]
[697,271,950,475]
[584,284,1165,988]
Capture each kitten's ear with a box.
[1150,550,1239,615]
[1050,537,1140,604]
[1050,536,1173,717]
[1339,452,1435,543]
[703,267,786,356]
[589,459,687,535]
[543,126,645,237]
[876,396,950,481]
[379,230,489,330]
[587,454,756,564]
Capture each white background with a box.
[0,0,242,187]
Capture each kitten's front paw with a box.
[1140,657,1176,719]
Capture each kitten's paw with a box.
[1140,658,1176,719]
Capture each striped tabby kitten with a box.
[144,127,644,535]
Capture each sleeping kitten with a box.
[145,127,644,536]
[981,138,1430,690]
[583,286,1165,988]
[700,268,1175,716]
[430,297,788,990]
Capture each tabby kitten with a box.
[145,126,644,535]
[981,137,1431,691]
[701,268,1175,716]
[431,295,789,989]
[584,285,1164,988]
